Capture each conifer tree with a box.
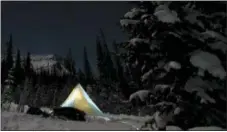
[1,59,7,85]
[96,36,105,79]
[5,34,14,79]
[83,46,93,85]
[64,48,76,75]
[17,77,32,111]
[13,49,24,85]
[119,1,227,129]
[6,34,13,69]
[99,29,117,82]
[24,52,32,78]
[51,83,59,107]
[112,40,124,82]
[77,68,85,84]
[2,68,16,106]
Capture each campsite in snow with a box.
[1,1,227,131]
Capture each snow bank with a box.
[188,126,225,131]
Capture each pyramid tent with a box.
[60,84,104,116]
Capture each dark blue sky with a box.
[1,1,132,72]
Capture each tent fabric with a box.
[61,84,103,116]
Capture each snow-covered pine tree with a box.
[1,34,14,89]
[119,1,226,129]
[17,77,31,112]
[1,68,16,110]
[32,83,42,107]
[2,68,16,105]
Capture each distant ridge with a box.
[9,54,71,76]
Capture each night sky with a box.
[1,1,133,72]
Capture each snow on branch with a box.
[120,19,140,27]
[201,30,227,43]
[190,51,226,80]
[154,5,180,24]
[185,77,216,104]
[129,38,149,46]
[208,41,227,54]
[124,8,146,19]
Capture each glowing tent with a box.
[61,84,104,116]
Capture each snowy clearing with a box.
[2,111,225,131]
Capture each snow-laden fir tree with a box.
[119,1,226,130]
[17,77,32,112]
[2,68,16,110]
[2,34,14,85]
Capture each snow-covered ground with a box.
[1,111,140,130]
[2,111,225,131]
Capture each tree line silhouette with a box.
[1,29,128,108]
